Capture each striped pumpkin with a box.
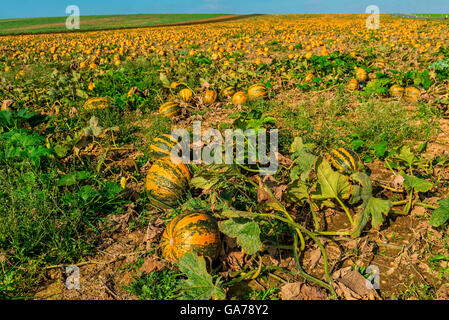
[159,101,181,118]
[327,147,362,172]
[248,83,268,101]
[145,157,191,207]
[222,86,236,98]
[203,89,218,105]
[179,88,193,103]
[403,86,420,103]
[431,82,447,96]
[390,85,404,98]
[373,58,386,69]
[161,212,221,262]
[83,97,109,111]
[346,79,359,91]
[232,91,248,105]
[355,67,368,82]
[149,134,183,160]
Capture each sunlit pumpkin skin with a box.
[203,89,218,105]
[159,101,181,117]
[390,85,404,98]
[145,157,191,207]
[403,86,420,103]
[161,212,221,262]
[327,147,361,172]
[179,88,193,103]
[355,67,368,82]
[222,86,236,98]
[232,91,248,105]
[149,134,183,160]
[248,83,268,101]
[346,79,359,91]
[83,97,110,110]
[170,82,180,89]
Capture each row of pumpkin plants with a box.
[132,80,449,299]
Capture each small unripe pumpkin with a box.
[159,101,181,117]
[222,86,236,98]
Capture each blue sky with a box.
[1,0,448,19]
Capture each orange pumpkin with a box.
[346,79,359,91]
[203,89,218,105]
[390,85,404,98]
[403,86,420,103]
[232,91,248,105]
[161,212,221,262]
[248,83,268,101]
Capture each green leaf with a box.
[178,251,226,300]
[285,179,309,205]
[311,158,352,201]
[429,197,449,227]
[393,146,417,167]
[219,217,262,255]
[159,73,171,88]
[350,172,392,238]
[76,88,88,99]
[371,141,387,158]
[401,173,433,193]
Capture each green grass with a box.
[0,14,229,35]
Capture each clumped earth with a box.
[1,14,449,300]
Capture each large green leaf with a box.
[401,173,433,193]
[350,172,392,238]
[285,179,309,205]
[219,217,262,255]
[178,251,225,300]
[312,158,352,201]
[429,197,449,227]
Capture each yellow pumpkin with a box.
[83,97,110,111]
[179,88,193,103]
[390,85,404,98]
[355,67,368,82]
[231,91,248,105]
[346,79,359,91]
[403,86,420,103]
[248,83,268,101]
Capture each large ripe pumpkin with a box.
[390,84,404,98]
[346,79,359,91]
[355,67,368,82]
[327,147,362,172]
[179,88,193,103]
[159,101,181,118]
[149,134,183,160]
[203,89,218,105]
[232,91,248,105]
[403,86,420,103]
[83,97,110,111]
[145,157,191,207]
[248,83,268,101]
[161,212,221,262]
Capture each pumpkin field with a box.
[1,13,449,301]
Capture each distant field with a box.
[0,14,230,35]
[412,13,449,18]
